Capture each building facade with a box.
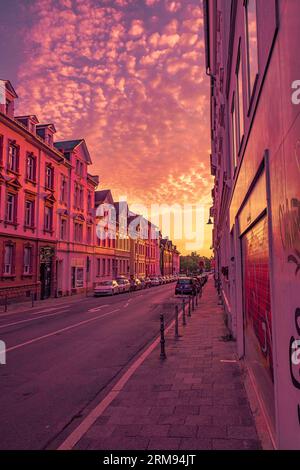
[204,0,300,449]
[0,79,180,303]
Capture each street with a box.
[0,284,176,450]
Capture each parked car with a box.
[94,280,119,296]
[144,277,152,288]
[158,276,164,285]
[138,278,147,289]
[150,276,160,286]
[175,277,197,296]
[116,278,130,293]
[130,278,142,291]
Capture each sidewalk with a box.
[74,279,261,450]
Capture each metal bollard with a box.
[31,292,34,308]
[188,296,191,317]
[160,314,166,359]
[182,299,186,326]
[4,295,8,313]
[175,305,179,339]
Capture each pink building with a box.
[204,0,300,449]
[0,80,63,300]
[54,139,99,296]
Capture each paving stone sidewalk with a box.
[76,279,261,450]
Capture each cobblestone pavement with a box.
[75,279,261,450]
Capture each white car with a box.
[94,280,119,296]
[116,278,131,293]
[150,277,160,286]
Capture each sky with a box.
[0,0,213,255]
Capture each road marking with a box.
[57,311,179,450]
[31,305,72,315]
[123,299,132,308]
[88,305,109,313]
[0,308,71,330]
[6,308,120,353]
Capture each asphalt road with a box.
[0,283,178,450]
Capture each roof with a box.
[54,139,83,151]
[36,123,56,132]
[15,115,39,124]
[54,139,92,164]
[95,189,114,205]
[0,79,18,98]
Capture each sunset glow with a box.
[1,0,212,255]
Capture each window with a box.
[26,154,36,181]
[25,199,34,227]
[79,188,84,210]
[60,218,67,240]
[6,192,17,223]
[87,192,92,212]
[60,175,67,203]
[3,243,14,275]
[231,94,238,172]
[45,164,54,189]
[6,100,11,115]
[0,135,3,166]
[74,222,83,242]
[44,206,53,231]
[236,46,244,146]
[87,226,92,244]
[107,259,111,275]
[23,246,32,274]
[8,143,19,172]
[245,0,259,102]
[102,258,106,276]
[97,258,101,276]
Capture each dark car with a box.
[144,277,152,288]
[175,277,197,296]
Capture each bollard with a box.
[31,292,34,308]
[4,295,8,313]
[174,305,179,339]
[188,296,191,317]
[160,314,166,359]
[182,298,186,326]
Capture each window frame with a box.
[244,0,259,111]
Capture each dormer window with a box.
[6,99,11,115]
[47,133,53,146]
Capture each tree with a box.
[180,252,212,274]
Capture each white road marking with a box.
[88,305,109,313]
[31,305,72,315]
[57,310,180,450]
[0,308,71,330]
[6,308,120,353]
[123,299,132,308]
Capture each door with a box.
[242,215,275,430]
[40,261,52,299]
